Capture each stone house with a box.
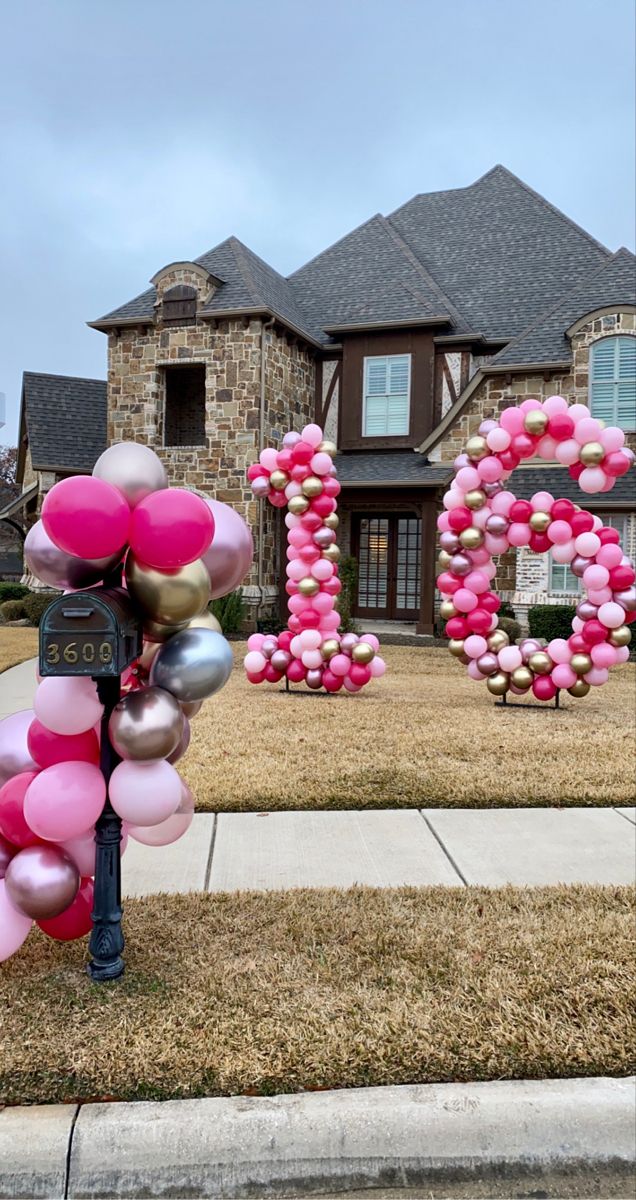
[8,165,636,630]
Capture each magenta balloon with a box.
[0,710,38,789]
[5,844,80,920]
[200,498,254,599]
[41,476,131,560]
[24,520,121,590]
[0,879,32,962]
[129,490,214,570]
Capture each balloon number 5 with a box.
[437,397,634,702]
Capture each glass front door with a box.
[354,513,421,620]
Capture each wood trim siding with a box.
[338,330,435,451]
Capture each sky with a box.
[1,0,634,445]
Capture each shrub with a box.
[0,583,28,604]
[498,615,522,644]
[528,604,576,643]
[23,592,56,627]
[256,616,286,636]
[499,600,516,620]
[0,599,26,621]
[210,589,245,638]
[337,556,360,634]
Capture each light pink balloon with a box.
[244,650,266,674]
[579,467,606,494]
[359,634,380,651]
[552,664,577,689]
[568,403,590,423]
[260,448,279,471]
[311,559,334,581]
[454,588,478,613]
[548,521,574,545]
[301,650,323,670]
[310,453,333,476]
[24,762,106,841]
[588,587,613,606]
[109,760,181,826]
[299,629,322,651]
[574,417,603,446]
[330,654,351,677]
[486,428,511,452]
[555,439,581,466]
[464,635,488,659]
[508,522,531,547]
[128,784,194,847]
[369,656,386,678]
[499,407,525,434]
[551,541,576,563]
[584,667,609,687]
[599,426,625,452]
[0,879,32,962]
[491,491,515,515]
[302,423,324,448]
[456,467,481,491]
[498,646,522,672]
[484,534,509,556]
[583,565,610,590]
[537,435,558,460]
[61,830,97,877]
[543,395,569,415]
[247,633,266,652]
[598,602,627,629]
[596,544,623,569]
[467,661,485,680]
[574,532,601,558]
[0,709,38,790]
[34,677,103,736]
[615,646,631,664]
[477,456,504,483]
[548,639,572,664]
[464,570,489,594]
[531,491,554,511]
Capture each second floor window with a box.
[363,354,411,437]
[589,336,636,430]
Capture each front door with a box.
[353,513,421,621]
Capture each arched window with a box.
[162,284,197,327]
[589,336,636,430]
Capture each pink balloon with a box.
[486,428,511,452]
[0,879,32,962]
[491,491,515,515]
[34,677,103,737]
[574,417,603,445]
[596,544,623,569]
[574,532,601,558]
[591,642,618,668]
[551,541,576,564]
[588,587,613,606]
[551,664,577,689]
[310,453,333,476]
[615,646,631,664]
[464,635,488,659]
[61,830,97,877]
[359,634,380,651]
[548,639,571,665]
[0,709,38,790]
[244,650,267,673]
[543,394,569,415]
[598,602,627,629]
[599,426,625,452]
[24,761,106,841]
[555,439,581,466]
[311,559,334,581]
[498,646,523,672]
[584,667,609,687]
[109,760,181,826]
[200,499,253,600]
[477,456,504,483]
[246,633,265,651]
[369,655,386,678]
[454,588,478,613]
[456,467,481,491]
[583,565,610,590]
[130,489,214,569]
[499,406,525,434]
[41,476,130,560]
[464,570,489,594]
[547,521,574,545]
[302,423,324,448]
[467,660,486,681]
[579,467,606,494]
[330,654,351,677]
[301,649,323,670]
[259,447,279,471]
[531,491,554,511]
[508,522,531,547]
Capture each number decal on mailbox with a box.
[46,643,60,665]
[99,642,113,664]
[63,642,78,664]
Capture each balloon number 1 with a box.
[39,581,143,980]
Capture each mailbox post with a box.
[39,583,142,980]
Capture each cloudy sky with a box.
[1,0,634,444]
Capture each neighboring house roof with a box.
[91,165,619,355]
[389,165,610,342]
[491,248,636,367]
[19,372,107,475]
[509,466,635,506]
[334,452,453,487]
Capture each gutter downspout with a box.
[256,316,276,626]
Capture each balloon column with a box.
[438,397,635,702]
[1,442,253,965]
[245,423,386,692]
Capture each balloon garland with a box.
[0,442,254,964]
[438,396,635,701]
[245,423,386,692]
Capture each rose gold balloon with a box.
[270,649,292,672]
[0,834,16,880]
[181,699,203,719]
[313,527,336,549]
[108,687,185,761]
[167,717,191,765]
[24,519,122,591]
[5,844,79,920]
[200,499,253,601]
[476,652,499,676]
[340,633,358,654]
[93,441,167,507]
[305,669,324,689]
[126,553,211,626]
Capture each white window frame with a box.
[589,336,636,430]
[362,354,411,438]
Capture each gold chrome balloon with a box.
[143,617,190,643]
[511,665,533,690]
[570,653,593,676]
[186,610,222,634]
[318,440,337,456]
[301,475,324,498]
[465,489,487,510]
[448,638,466,658]
[298,576,320,597]
[322,544,340,562]
[529,511,551,533]
[324,513,339,530]
[269,469,289,491]
[487,629,510,653]
[438,550,452,570]
[459,527,484,550]
[568,679,591,698]
[320,638,340,661]
[523,410,548,436]
[439,599,458,620]
[465,435,488,461]
[352,642,375,664]
[126,554,211,627]
[486,671,510,696]
[579,441,605,466]
[528,651,552,676]
[288,495,309,515]
[609,625,632,647]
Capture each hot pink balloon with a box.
[200,499,253,599]
[130,489,214,569]
[34,676,103,737]
[24,761,106,842]
[41,476,130,560]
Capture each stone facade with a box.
[107,282,315,624]
[433,309,636,625]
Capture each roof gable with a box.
[21,372,107,473]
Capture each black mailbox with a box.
[39,587,142,678]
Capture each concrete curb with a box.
[1,1075,634,1199]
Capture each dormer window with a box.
[589,336,636,430]
[162,284,197,327]
[363,354,411,436]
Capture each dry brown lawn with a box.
[1,885,633,1106]
[0,626,37,673]
[181,644,636,810]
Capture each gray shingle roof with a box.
[388,166,610,342]
[509,465,635,505]
[491,249,636,366]
[334,452,452,486]
[22,372,107,472]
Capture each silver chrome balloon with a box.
[93,441,167,508]
[108,687,185,761]
[150,628,234,702]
